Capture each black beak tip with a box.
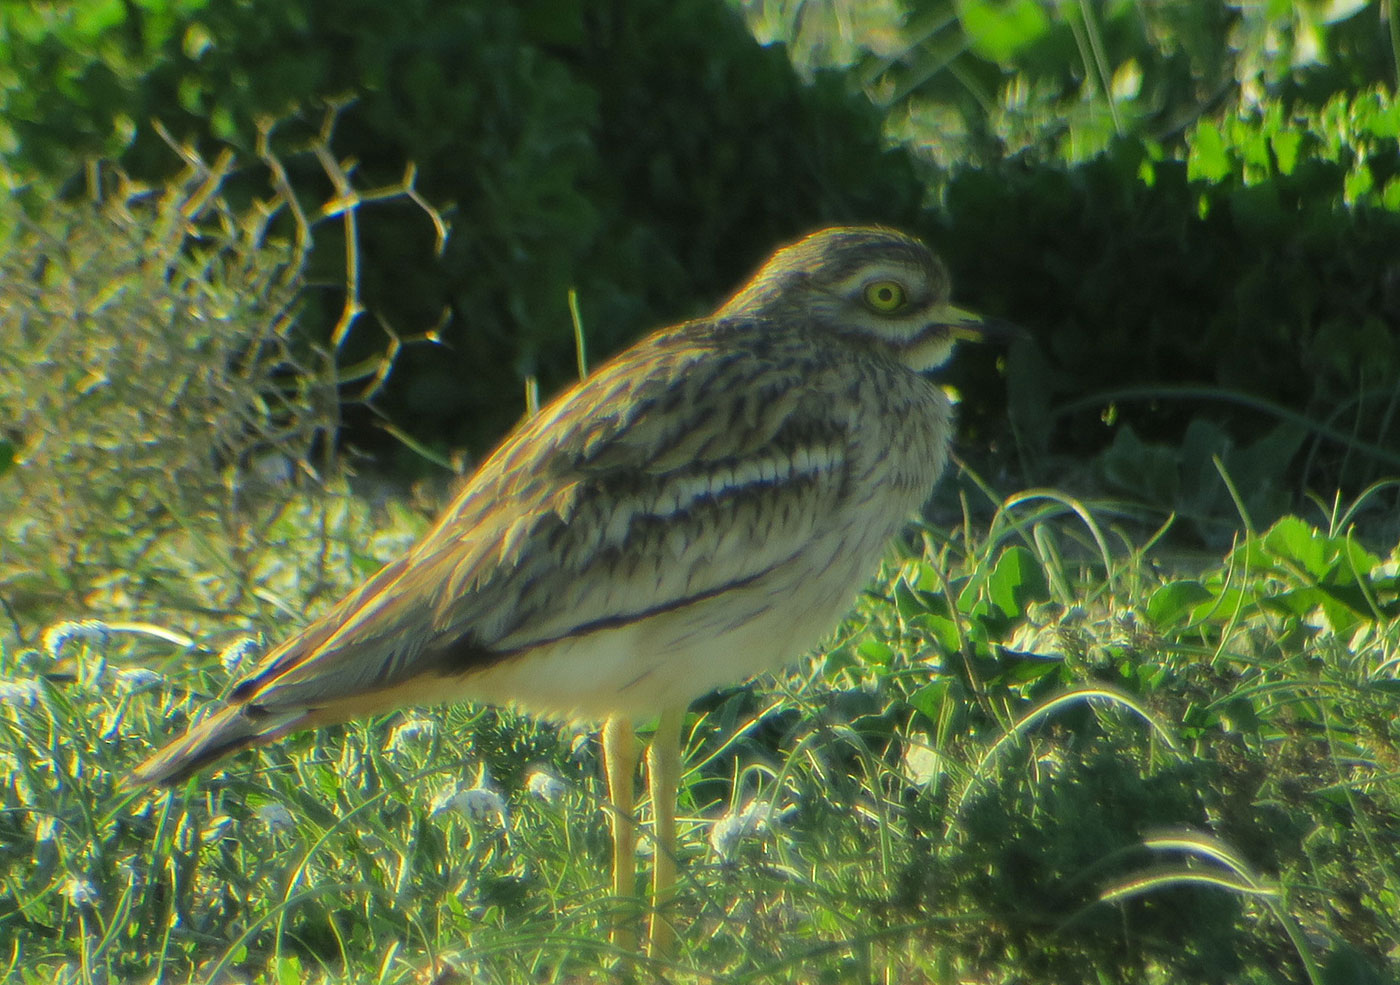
[977,316,1030,343]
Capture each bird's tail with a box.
[126,705,307,789]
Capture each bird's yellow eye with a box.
[862,280,907,313]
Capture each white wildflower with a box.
[60,876,98,907]
[0,678,41,707]
[460,786,508,823]
[710,801,790,859]
[431,767,508,828]
[429,787,462,815]
[387,717,437,751]
[218,637,262,676]
[525,769,566,806]
[430,787,508,824]
[42,620,110,658]
[253,801,296,834]
[114,667,162,691]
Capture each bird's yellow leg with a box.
[646,706,684,960]
[602,715,639,952]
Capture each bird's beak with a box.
[928,304,1026,344]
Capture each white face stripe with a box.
[849,309,933,345]
[897,331,957,372]
[825,260,929,300]
[820,259,945,350]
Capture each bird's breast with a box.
[443,367,953,720]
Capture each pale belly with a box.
[455,517,895,721]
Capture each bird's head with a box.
[716,226,1013,371]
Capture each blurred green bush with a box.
[0,0,925,473]
[0,158,346,632]
[937,87,1400,539]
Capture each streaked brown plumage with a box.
[129,225,999,957]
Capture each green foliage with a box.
[0,0,926,472]
[935,85,1400,525]
[6,474,1400,982]
[1189,514,1397,637]
[824,488,1400,983]
[745,0,1397,174]
[0,142,433,638]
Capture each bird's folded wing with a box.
[226,321,858,712]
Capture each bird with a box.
[129,225,1003,960]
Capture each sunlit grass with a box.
[3,483,1399,983]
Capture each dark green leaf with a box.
[908,679,951,724]
[918,614,962,654]
[1321,944,1387,985]
[894,576,936,622]
[998,651,1063,686]
[1262,516,1329,578]
[276,956,303,985]
[858,640,894,667]
[1146,580,1214,628]
[987,546,1050,620]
